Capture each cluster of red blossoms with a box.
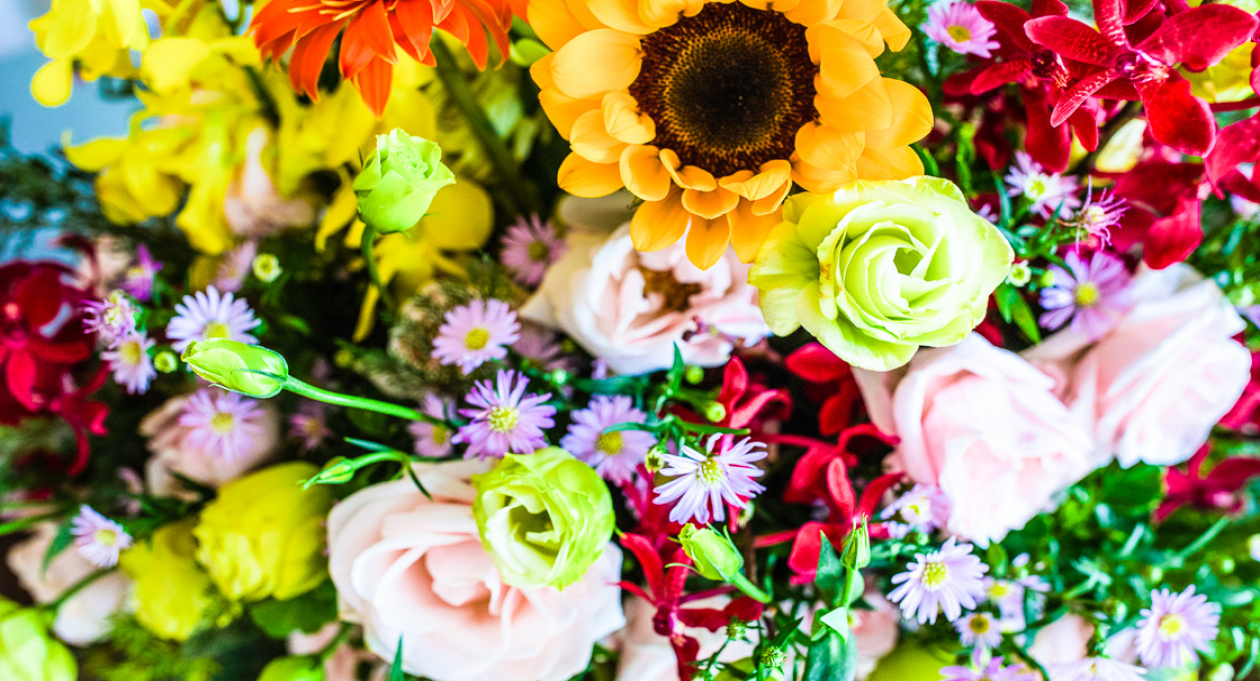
[949,0,1259,269]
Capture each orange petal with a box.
[835,0,885,24]
[750,174,793,215]
[863,79,934,149]
[558,153,625,196]
[602,91,656,144]
[664,157,717,191]
[795,121,864,170]
[620,144,673,201]
[631,187,690,251]
[785,0,843,26]
[538,86,602,140]
[639,0,706,27]
[855,144,924,180]
[685,215,731,270]
[570,108,629,163]
[587,0,654,33]
[822,18,884,58]
[874,7,911,51]
[792,157,859,193]
[718,159,792,201]
[808,23,879,98]
[727,199,781,263]
[290,22,342,99]
[816,76,893,132]
[529,0,589,50]
[393,0,436,59]
[352,56,394,118]
[339,1,397,80]
[681,184,739,219]
[549,29,642,100]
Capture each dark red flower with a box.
[785,343,858,436]
[1025,0,1258,156]
[1156,444,1260,522]
[1110,158,1208,268]
[1205,66,1260,203]
[785,472,902,584]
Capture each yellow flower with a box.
[193,462,333,602]
[0,599,77,681]
[529,0,932,269]
[28,0,150,106]
[1185,42,1257,104]
[119,519,229,642]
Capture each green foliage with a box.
[248,580,339,639]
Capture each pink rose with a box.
[852,586,900,680]
[289,624,376,681]
[855,335,1095,545]
[1025,264,1250,468]
[521,218,768,376]
[327,460,624,681]
[224,127,316,238]
[1029,614,1093,668]
[8,522,131,646]
[140,393,280,489]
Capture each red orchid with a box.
[1206,67,1260,203]
[784,472,903,584]
[710,356,791,431]
[1156,444,1260,522]
[962,0,1101,172]
[785,343,858,436]
[1025,0,1258,156]
[619,533,764,681]
[1220,348,1260,434]
[1109,158,1208,268]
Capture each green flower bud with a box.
[760,647,787,670]
[702,401,727,423]
[1006,261,1032,287]
[842,524,870,570]
[0,599,76,681]
[154,349,179,373]
[181,339,289,398]
[257,656,325,681]
[313,457,356,486]
[252,254,282,284]
[679,524,743,581]
[1038,269,1057,288]
[353,129,456,234]
[472,448,614,589]
[644,443,668,473]
[684,365,706,385]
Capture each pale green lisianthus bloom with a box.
[0,599,76,681]
[472,448,614,589]
[749,177,1013,371]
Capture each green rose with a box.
[257,656,325,681]
[472,448,614,589]
[679,524,743,581]
[749,177,1013,371]
[353,129,456,234]
[0,599,77,681]
[181,339,289,398]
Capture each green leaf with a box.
[803,629,857,681]
[1100,463,1161,512]
[819,607,851,642]
[42,517,76,576]
[814,532,845,604]
[248,581,338,638]
[390,637,406,681]
[994,283,1042,343]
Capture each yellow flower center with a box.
[528,241,550,262]
[1027,177,1049,199]
[464,327,491,350]
[987,581,1011,599]
[921,561,949,589]
[628,1,819,176]
[1081,205,1106,225]
[699,456,725,485]
[947,25,972,42]
[94,529,118,547]
[119,340,144,366]
[210,412,235,433]
[204,321,231,340]
[969,615,991,634]
[488,406,519,433]
[432,426,449,445]
[596,431,624,455]
[1075,282,1101,308]
[1159,614,1185,637]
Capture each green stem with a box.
[283,377,442,424]
[360,220,395,310]
[730,572,772,604]
[0,511,65,537]
[47,568,112,612]
[430,39,534,216]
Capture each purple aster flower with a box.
[83,290,138,347]
[515,322,576,374]
[956,612,1002,649]
[71,506,133,568]
[653,435,767,525]
[166,285,261,352]
[432,299,521,374]
[1039,250,1131,339]
[561,395,656,485]
[983,577,1043,630]
[881,483,952,538]
[214,241,258,293]
[101,331,156,394]
[409,394,455,457]
[889,537,988,624]
[923,2,1001,58]
[452,370,556,459]
[177,388,267,460]
[1069,185,1128,244]
[1135,585,1220,668]
[1048,658,1146,681]
[119,245,162,302]
[942,656,1037,681]
[1006,152,1082,219]
[288,402,332,452]
[500,214,565,287]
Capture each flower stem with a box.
[360,220,395,310]
[46,568,112,612]
[430,39,534,216]
[283,376,443,424]
[730,571,772,604]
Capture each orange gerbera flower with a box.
[252,0,516,117]
[529,0,934,269]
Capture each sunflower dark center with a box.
[629,2,818,178]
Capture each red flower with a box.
[1110,158,1208,268]
[785,343,857,436]
[1025,0,1258,156]
[619,533,764,681]
[1156,444,1260,522]
[784,472,902,584]
[710,356,791,431]
[252,0,515,117]
[1206,67,1260,204]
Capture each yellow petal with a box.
[141,37,211,94]
[681,184,739,219]
[315,182,359,252]
[786,0,843,26]
[795,122,864,170]
[587,0,654,34]
[809,23,880,98]
[639,0,705,28]
[602,91,656,144]
[630,187,689,251]
[63,133,126,170]
[663,155,717,191]
[727,199,780,263]
[418,177,494,250]
[873,7,911,51]
[835,0,885,24]
[30,59,75,107]
[718,159,792,201]
[620,144,673,201]
[538,85,603,140]
[685,216,730,270]
[750,174,793,215]
[855,144,923,180]
[530,0,589,50]
[570,108,629,163]
[98,0,146,48]
[30,0,96,58]
[816,77,893,132]
[863,78,934,149]
[558,153,625,197]
[823,18,883,58]
[549,29,642,100]
[792,157,858,194]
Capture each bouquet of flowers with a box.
[2,0,1260,678]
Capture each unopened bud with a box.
[684,365,706,384]
[679,524,743,581]
[252,254,282,283]
[181,339,288,398]
[702,401,727,423]
[153,349,179,373]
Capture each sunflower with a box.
[252,0,516,117]
[529,0,934,269]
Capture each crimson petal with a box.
[1137,75,1215,157]
[1093,0,1128,48]
[1024,88,1072,172]
[1025,16,1121,66]
[1206,113,1260,188]
[1050,68,1120,126]
[970,59,1033,94]
[976,1,1035,50]
[1136,4,1259,71]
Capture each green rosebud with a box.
[841,524,870,570]
[702,401,727,423]
[252,254,282,284]
[0,599,77,681]
[684,365,706,384]
[353,129,456,234]
[1006,261,1032,287]
[181,339,289,398]
[679,524,743,581]
[153,349,179,373]
[257,656,325,681]
[472,448,614,589]
[311,457,356,486]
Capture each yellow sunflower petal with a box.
[549,29,643,100]
[863,78,934,149]
[835,0,885,24]
[809,23,880,98]
[663,156,717,191]
[795,122,864,170]
[558,153,625,196]
[587,0,655,34]
[786,0,843,27]
[816,77,893,132]
[855,144,924,180]
[539,86,603,140]
[570,108,630,163]
[739,0,800,11]
[750,174,793,215]
[718,159,792,201]
[602,91,656,144]
[727,199,780,263]
[823,18,884,57]
[631,187,690,251]
[530,0,591,50]
[685,216,731,270]
[639,0,706,27]
[682,185,739,219]
[621,144,673,201]
[873,7,911,51]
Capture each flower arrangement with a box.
[0,0,1259,679]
